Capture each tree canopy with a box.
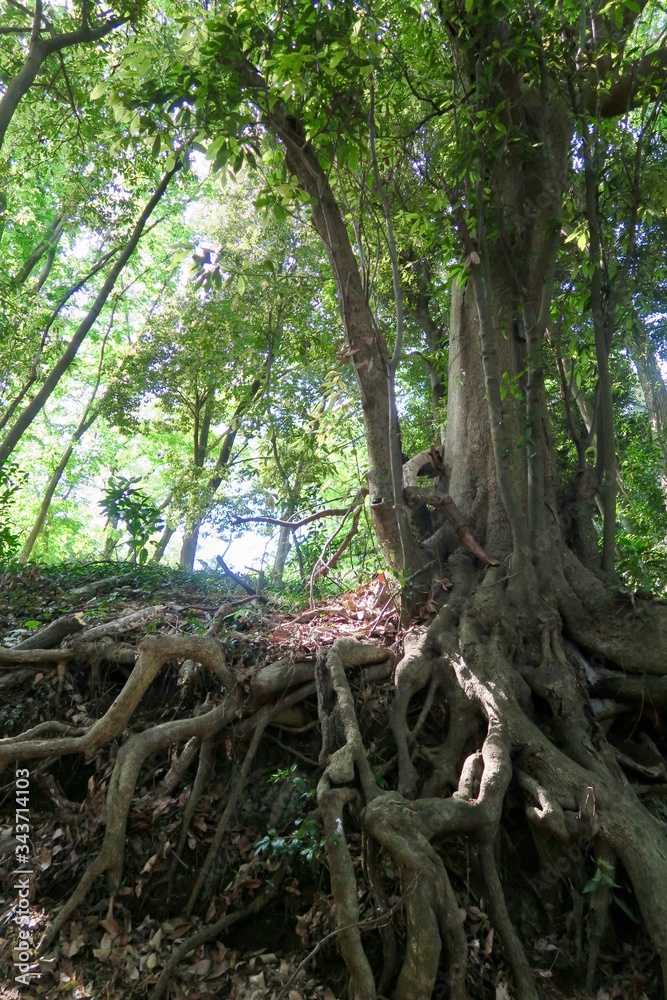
[1,0,666,590]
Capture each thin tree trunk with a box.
[270,447,303,585]
[179,380,263,571]
[19,358,106,561]
[228,58,425,577]
[0,244,120,436]
[633,337,667,502]
[151,523,176,565]
[272,524,292,584]
[0,164,179,471]
[19,443,75,562]
[13,216,63,287]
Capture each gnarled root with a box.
[38,697,238,954]
[6,548,667,1000]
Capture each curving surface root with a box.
[2,554,667,999]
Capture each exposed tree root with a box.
[38,697,239,953]
[3,550,667,998]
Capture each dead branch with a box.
[12,614,84,649]
[404,486,500,566]
[79,604,165,641]
[215,555,263,596]
[68,572,136,596]
[311,506,362,583]
[232,489,368,530]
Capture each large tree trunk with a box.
[445,281,521,555]
[303,36,667,1000]
[6,8,667,1000]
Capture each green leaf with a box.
[237,275,246,295]
[90,82,107,100]
[330,48,347,69]
[611,894,640,924]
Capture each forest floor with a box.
[0,564,660,1000]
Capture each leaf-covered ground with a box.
[0,565,661,999]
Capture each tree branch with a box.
[405,487,500,567]
[0,163,181,469]
[232,491,367,530]
[596,45,667,117]
[0,4,126,151]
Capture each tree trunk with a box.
[272,524,291,584]
[150,522,176,565]
[179,523,200,572]
[306,37,667,1000]
[0,164,178,471]
[178,379,263,572]
[19,443,74,563]
[19,402,99,563]
[633,336,667,503]
[231,59,427,581]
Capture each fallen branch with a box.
[68,572,136,596]
[79,604,165,641]
[0,641,136,672]
[12,614,84,649]
[0,647,74,667]
[215,556,263,597]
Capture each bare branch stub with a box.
[404,486,500,567]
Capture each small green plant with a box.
[584,858,640,924]
[268,763,316,801]
[253,816,326,863]
[584,858,618,893]
[254,765,324,861]
[99,475,164,564]
[0,463,24,563]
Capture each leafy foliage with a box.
[99,475,164,563]
[0,463,23,563]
